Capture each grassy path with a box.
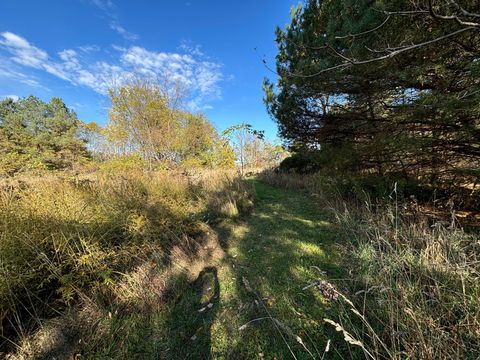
[168,181,344,359]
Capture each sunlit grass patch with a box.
[203,180,343,358]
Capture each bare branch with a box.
[325,44,355,63]
[287,27,475,79]
[458,88,480,99]
[335,15,392,40]
[374,1,480,27]
[376,9,429,16]
[261,1,479,80]
[428,0,480,28]
[448,0,480,18]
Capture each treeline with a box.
[1,79,286,175]
[264,0,480,204]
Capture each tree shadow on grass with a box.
[163,266,220,359]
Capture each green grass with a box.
[143,180,345,359]
[211,181,344,358]
[41,179,348,359]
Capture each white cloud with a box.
[0,32,48,68]
[21,78,51,92]
[0,32,71,82]
[119,46,223,103]
[0,58,51,92]
[2,94,19,101]
[59,49,78,63]
[78,44,100,53]
[91,0,115,11]
[0,61,29,79]
[0,32,224,110]
[179,41,205,57]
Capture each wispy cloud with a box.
[19,78,51,91]
[120,46,222,97]
[0,56,51,91]
[91,0,139,41]
[0,32,224,110]
[91,0,115,12]
[0,32,71,84]
[0,32,49,68]
[78,44,100,53]
[118,45,223,110]
[109,21,139,41]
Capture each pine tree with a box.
[265,0,480,191]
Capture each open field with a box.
[2,170,478,359]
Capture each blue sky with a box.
[0,0,296,140]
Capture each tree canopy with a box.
[264,0,480,194]
[223,123,288,173]
[106,78,235,169]
[0,96,89,174]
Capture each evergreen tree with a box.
[264,0,480,192]
[0,96,89,174]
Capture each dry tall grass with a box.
[259,170,480,359]
[0,168,254,358]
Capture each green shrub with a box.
[279,153,321,174]
[97,154,147,174]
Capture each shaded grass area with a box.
[257,170,480,359]
[0,170,253,359]
[138,180,346,359]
